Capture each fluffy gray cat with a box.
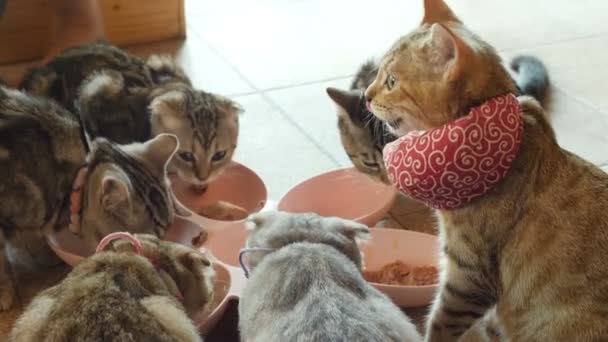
[238,211,422,342]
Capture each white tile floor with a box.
[2,0,607,200]
[181,0,608,199]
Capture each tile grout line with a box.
[188,25,343,167]
[499,32,608,54]
[550,85,608,117]
[227,74,355,98]
[547,87,608,166]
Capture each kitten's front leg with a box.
[425,251,496,342]
[0,230,17,310]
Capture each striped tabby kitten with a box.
[21,42,242,192]
[327,56,548,184]
[366,0,608,340]
[0,86,179,310]
[239,212,421,342]
[10,234,213,342]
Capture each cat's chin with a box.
[385,122,411,137]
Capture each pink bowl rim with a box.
[365,227,439,290]
[185,161,269,224]
[276,167,397,224]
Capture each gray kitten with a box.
[327,60,396,184]
[10,234,212,342]
[238,211,421,342]
[21,42,242,189]
[0,86,180,310]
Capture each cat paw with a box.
[197,201,249,221]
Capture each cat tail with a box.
[350,59,379,90]
[510,55,549,104]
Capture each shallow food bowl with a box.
[277,168,397,226]
[172,162,268,222]
[362,228,440,307]
[47,216,204,266]
[204,222,249,268]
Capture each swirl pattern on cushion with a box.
[383,94,524,210]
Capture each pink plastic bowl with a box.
[201,224,440,308]
[204,222,249,268]
[46,217,204,264]
[45,217,238,335]
[277,168,397,226]
[172,162,267,222]
[362,228,440,307]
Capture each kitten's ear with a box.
[180,251,212,271]
[245,212,273,230]
[149,90,186,131]
[326,87,359,114]
[218,95,244,116]
[421,0,461,24]
[336,220,371,243]
[140,133,179,170]
[430,23,470,81]
[100,175,131,211]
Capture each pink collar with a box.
[95,232,184,302]
[95,232,145,254]
[383,94,524,210]
[68,166,89,234]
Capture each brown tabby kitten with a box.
[327,56,548,184]
[20,42,242,192]
[366,0,608,341]
[0,86,180,310]
[10,234,213,342]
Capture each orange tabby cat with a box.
[366,0,608,341]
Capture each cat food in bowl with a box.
[277,168,396,226]
[172,162,267,222]
[362,228,440,307]
[47,216,205,266]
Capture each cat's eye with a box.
[212,150,226,162]
[178,151,195,162]
[386,75,396,90]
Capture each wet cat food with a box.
[364,261,438,286]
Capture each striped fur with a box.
[10,235,212,342]
[21,42,242,188]
[85,139,174,236]
[365,1,607,341]
[0,86,177,311]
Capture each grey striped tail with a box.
[510,55,549,104]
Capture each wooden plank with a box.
[0,0,185,65]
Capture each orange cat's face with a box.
[365,0,514,136]
[365,26,458,135]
